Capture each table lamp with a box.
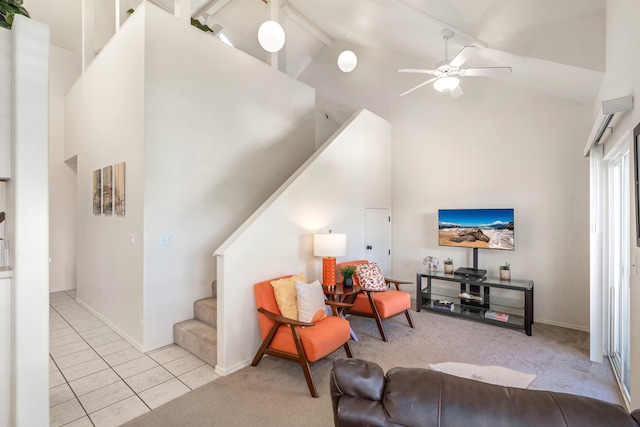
[314,230,347,286]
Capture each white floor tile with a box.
[72,319,107,332]
[162,354,206,377]
[147,344,189,365]
[93,339,132,357]
[86,332,122,348]
[50,358,59,373]
[54,348,100,369]
[50,371,67,388]
[78,381,134,414]
[50,398,86,427]
[89,395,149,427]
[78,326,114,340]
[69,368,121,396]
[124,366,173,393]
[61,358,110,382]
[50,340,91,359]
[61,416,92,427]
[50,383,75,407]
[138,378,190,409]
[50,320,70,331]
[50,327,79,340]
[103,347,145,367]
[112,355,158,379]
[50,333,83,349]
[178,364,219,390]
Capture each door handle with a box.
[366,245,373,250]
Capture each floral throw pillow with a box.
[355,263,387,291]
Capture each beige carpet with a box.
[123,309,624,427]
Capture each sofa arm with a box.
[330,359,387,427]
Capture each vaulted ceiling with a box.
[24,0,606,105]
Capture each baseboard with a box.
[214,358,251,377]
[75,298,145,352]
[535,318,589,333]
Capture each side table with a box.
[323,283,361,341]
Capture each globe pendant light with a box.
[433,76,460,93]
[337,50,358,73]
[258,20,285,53]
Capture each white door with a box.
[364,208,391,276]
[606,144,630,403]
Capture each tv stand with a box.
[416,270,534,336]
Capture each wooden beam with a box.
[192,0,233,18]
[282,4,332,46]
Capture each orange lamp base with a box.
[322,257,337,286]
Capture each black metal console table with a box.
[416,270,534,336]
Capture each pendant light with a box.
[258,20,285,53]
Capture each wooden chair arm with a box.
[257,307,314,327]
[385,278,413,290]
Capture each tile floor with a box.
[49,290,219,427]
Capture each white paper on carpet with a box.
[429,362,536,389]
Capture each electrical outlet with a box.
[130,234,135,246]
[161,234,173,245]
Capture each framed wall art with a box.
[103,165,113,215]
[114,162,126,215]
[92,169,102,214]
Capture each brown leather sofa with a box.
[330,358,640,427]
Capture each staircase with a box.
[173,281,217,367]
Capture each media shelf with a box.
[416,270,534,336]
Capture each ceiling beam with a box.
[192,0,233,18]
[282,4,332,46]
[375,0,488,48]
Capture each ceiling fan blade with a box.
[450,85,464,98]
[459,67,512,77]
[398,77,439,97]
[397,68,439,75]
[449,46,480,67]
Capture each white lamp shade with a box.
[313,233,347,257]
[258,20,285,53]
[433,76,460,93]
[337,50,358,73]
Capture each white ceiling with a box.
[24,0,606,105]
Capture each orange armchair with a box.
[251,276,353,397]
[337,260,414,342]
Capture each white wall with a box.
[0,28,10,179]
[597,0,640,410]
[49,46,81,292]
[215,109,391,374]
[141,5,316,350]
[9,15,50,427]
[65,3,316,351]
[65,5,146,347]
[299,41,592,330]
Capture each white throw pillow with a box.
[296,280,327,323]
[428,362,536,389]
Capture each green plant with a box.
[126,8,214,33]
[0,0,30,29]
[444,258,453,265]
[340,265,356,279]
[500,262,510,270]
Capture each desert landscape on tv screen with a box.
[438,209,514,250]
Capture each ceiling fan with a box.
[398,29,512,98]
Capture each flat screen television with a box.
[438,208,514,251]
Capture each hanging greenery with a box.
[126,8,214,33]
[0,0,30,29]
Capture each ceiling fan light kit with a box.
[258,20,286,53]
[433,76,459,92]
[398,29,511,98]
